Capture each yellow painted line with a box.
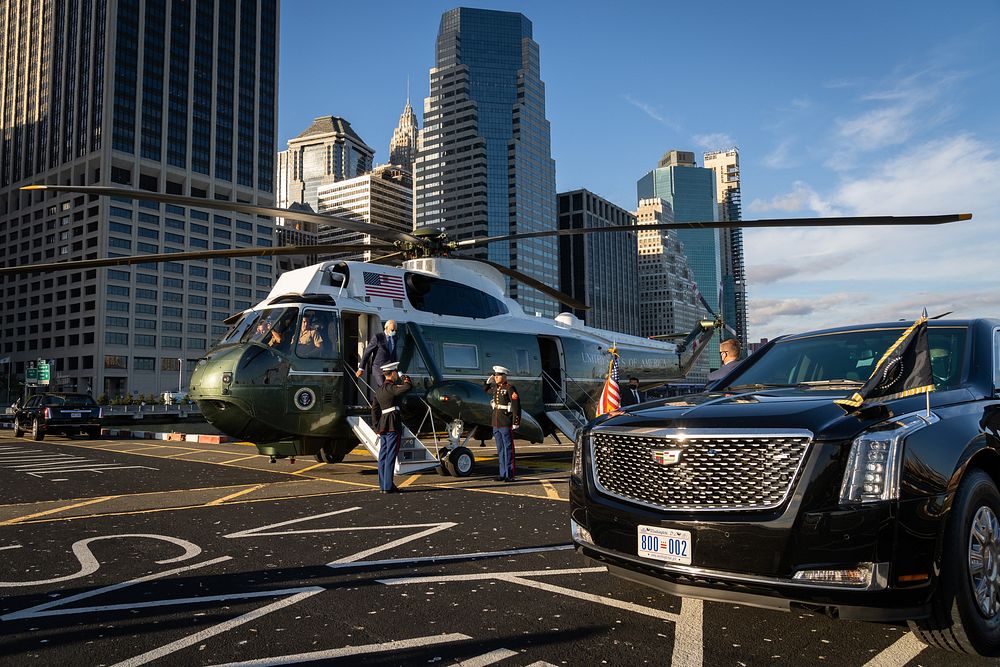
[398,474,421,488]
[205,484,267,506]
[0,496,117,526]
[163,450,204,459]
[540,480,562,500]
[219,454,261,464]
[337,462,378,470]
[291,462,327,476]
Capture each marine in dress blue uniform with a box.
[484,366,520,482]
[372,361,412,493]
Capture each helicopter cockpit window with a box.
[296,309,339,360]
[405,273,508,319]
[219,311,262,346]
[248,307,298,353]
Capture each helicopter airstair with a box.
[541,370,590,444]
[345,415,440,475]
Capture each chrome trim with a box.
[576,538,889,592]
[288,370,340,376]
[588,427,814,512]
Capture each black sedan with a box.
[13,393,103,440]
[571,318,1000,657]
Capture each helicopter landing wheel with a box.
[318,444,341,464]
[445,446,474,477]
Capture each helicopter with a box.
[3,184,971,474]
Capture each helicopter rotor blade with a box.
[452,213,973,249]
[458,257,591,312]
[21,184,425,245]
[929,310,953,320]
[0,243,394,276]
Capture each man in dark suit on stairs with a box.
[356,320,399,388]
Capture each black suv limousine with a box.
[13,393,103,440]
[571,319,1000,656]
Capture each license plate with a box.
[70,412,82,418]
[637,525,692,565]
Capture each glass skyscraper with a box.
[415,8,558,317]
[0,0,278,399]
[637,150,722,369]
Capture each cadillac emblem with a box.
[651,449,682,465]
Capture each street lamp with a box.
[178,358,184,393]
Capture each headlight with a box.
[839,412,937,504]
[572,432,588,478]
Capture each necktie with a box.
[633,389,639,402]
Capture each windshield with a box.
[219,310,262,345]
[726,326,967,390]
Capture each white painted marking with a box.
[327,544,575,570]
[0,544,22,551]
[224,507,362,538]
[111,588,323,667]
[206,632,473,667]
[3,556,231,621]
[0,534,203,588]
[863,632,926,667]
[671,597,703,667]
[458,648,519,666]
[525,663,559,667]
[28,466,156,476]
[330,522,458,564]
[378,566,609,586]
[502,574,681,622]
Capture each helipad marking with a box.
[224,507,362,538]
[539,480,561,500]
[0,495,117,526]
[206,484,267,506]
[327,543,574,570]
[0,533,202,589]
[111,588,324,667]
[205,632,473,667]
[862,632,925,666]
[290,462,326,475]
[219,454,261,464]
[398,473,421,488]
[457,648,520,666]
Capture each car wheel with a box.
[13,419,23,438]
[445,446,474,477]
[31,418,43,441]
[86,427,101,439]
[910,469,1000,656]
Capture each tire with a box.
[318,443,343,464]
[13,418,23,438]
[85,427,101,439]
[445,446,474,477]
[31,419,43,441]
[910,469,1000,656]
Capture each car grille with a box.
[591,429,812,511]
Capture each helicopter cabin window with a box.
[296,309,339,360]
[219,310,261,346]
[515,349,530,376]
[443,343,479,369]
[405,273,508,319]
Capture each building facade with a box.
[414,7,558,317]
[634,198,705,380]
[388,99,418,173]
[316,165,413,262]
[704,148,748,353]
[637,149,722,371]
[557,189,639,336]
[0,0,279,400]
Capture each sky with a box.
[279,1,1000,341]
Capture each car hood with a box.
[595,387,976,441]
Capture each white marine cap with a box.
[492,365,510,375]
[380,361,401,373]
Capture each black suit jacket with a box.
[359,332,399,376]
[619,384,645,406]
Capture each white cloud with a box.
[693,133,734,151]
[623,95,680,130]
[746,181,840,216]
[761,138,795,169]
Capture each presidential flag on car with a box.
[597,346,621,416]
[835,314,935,410]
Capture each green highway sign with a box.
[25,367,38,384]
[38,362,50,385]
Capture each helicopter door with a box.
[538,336,565,405]
[341,312,363,406]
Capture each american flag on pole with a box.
[596,347,621,416]
[363,271,405,300]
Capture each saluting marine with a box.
[485,365,521,482]
[371,361,412,494]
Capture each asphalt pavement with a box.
[0,430,989,666]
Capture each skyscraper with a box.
[414,7,558,317]
[704,148,748,353]
[557,189,640,335]
[637,150,722,369]
[389,99,419,173]
[0,0,279,399]
[634,198,705,380]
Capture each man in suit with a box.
[707,338,742,386]
[619,376,645,407]
[356,320,398,387]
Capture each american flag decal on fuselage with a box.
[363,271,405,300]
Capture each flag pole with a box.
[926,387,931,419]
